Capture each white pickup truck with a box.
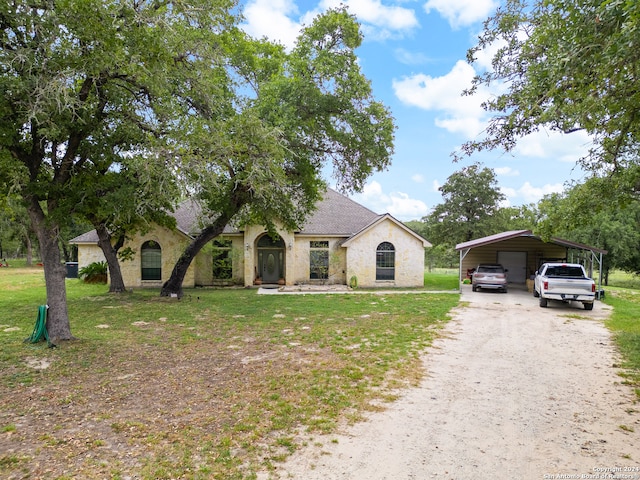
[533,263,596,310]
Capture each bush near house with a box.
[78,261,108,284]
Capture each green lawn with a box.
[0,267,459,479]
[2,265,638,479]
[601,270,640,397]
[424,268,459,290]
[603,288,640,398]
[607,269,640,290]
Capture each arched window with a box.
[141,241,162,281]
[376,242,395,281]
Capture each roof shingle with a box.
[69,188,383,243]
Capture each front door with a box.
[260,249,282,283]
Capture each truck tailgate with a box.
[546,278,593,294]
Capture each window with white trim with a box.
[141,241,161,281]
[310,241,329,280]
[376,242,395,280]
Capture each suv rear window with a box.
[477,266,504,274]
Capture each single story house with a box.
[456,230,606,288]
[70,188,431,289]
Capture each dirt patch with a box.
[275,287,640,479]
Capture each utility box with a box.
[65,262,79,278]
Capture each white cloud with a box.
[516,181,564,204]
[393,57,592,165]
[242,0,419,49]
[514,129,592,162]
[354,181,429,220]
[423,0,499,29]
[501,186,516,196]
[432,180,441,192]
[471,37,506,71]
[387,192,430,220]
[495,166,519,177]
[392,60,493,138]
[242,0,302,49]
[411,173,425,183]
[321,0,419,32]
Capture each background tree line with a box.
[408,163,640,282]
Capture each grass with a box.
[424,268,459,291]
[607,270,640,290]
[0,267,459,480]
[603,288,640,398]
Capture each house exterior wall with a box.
[241,225,296,286]
[291,236,347,286]
[75,219,428,289]
[75,226,201,289]
[119,226,200,288]
[194,235,244,286]
[77,244,106,270]
[345,218,426,288]
[460,238,567,282]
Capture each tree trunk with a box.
[160,224,225,298]
[25,235,33,266]
[95,224,127,293]
[60,238,72,263]
[161,189,247,298]
[26,200,73,342]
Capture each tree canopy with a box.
[1,1,394,336]
[160,8,395,297]
[460,0,640,198]
[536,178,640,280]
[422,163,506,245]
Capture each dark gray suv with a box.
[471,264,508,293]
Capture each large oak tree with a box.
[1,0,245,341]
[460,0,640,196]
[422,163,506,245]
[159,8,395,297]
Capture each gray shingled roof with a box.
[69,230,101,243]
[172,198,202,235]
[298,188,381,235]
[69,188,382,243]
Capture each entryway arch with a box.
[256,234,285,284]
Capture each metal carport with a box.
[455,230,607,292]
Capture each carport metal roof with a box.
[455,230,607,291]
[455,230,607,254]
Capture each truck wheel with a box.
[539,296,548,308]
[533,288,539,298]
[584,302,594,311]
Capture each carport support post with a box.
[458,248,470,293]
[594,251,604,296]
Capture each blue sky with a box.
[240,0,594,221]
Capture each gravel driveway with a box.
[274,286,640,479]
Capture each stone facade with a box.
[343,216,427,288]
[74,220,427,289]
[76,226,202,288]
[70,190,431,289]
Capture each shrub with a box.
[78,261,108,284]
